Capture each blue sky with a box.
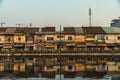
[0,0,120,27]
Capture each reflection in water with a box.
[0,75,114,80]
[1,72,120,80]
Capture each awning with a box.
[0,45,3,47]
[46,46,55,48]
[86,43,96,46]
[77,45,85,47]
[66,43,76,46]
[3,44,12,48]
[45,43,55,45]
[0,63,4,66]
[14,44,24,47]
[76,42,85,47]
[76,38,85,42]
[27,63,33,66]
[116,44,120,46]
[35,43,44,46]
[97,44,106,46]
[104,47,109,50]
[26,44,34,46]
[106,43,115,46]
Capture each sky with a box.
[0,0,120,27]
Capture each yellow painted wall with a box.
[105,34,115,43]
[115,34,120,43]
[75,64,85,71]
[64,35,75,41]
[0,65,4,71]
[0,35,5,43]
[14,35,26,43]
[14,63,19,71]
[20,63,25,72]
[54,34,65,41]
[75,35,85,42]
[34,35,38,43]
[44,34,55,41]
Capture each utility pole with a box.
[89,8,92,27]
[59,25,62,80]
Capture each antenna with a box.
[89,8,92,27]
[16,24,21,27]
[89,0,92,27]
[29,23,32,27]
[0,22,5,27]
[59,25,62,80]
[16,23,30,27]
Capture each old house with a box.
[41,27,56,51]
[64,27,76,51]
[82,27,105,52]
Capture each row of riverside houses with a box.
[0,26,120,52]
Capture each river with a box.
[1,73,120,80]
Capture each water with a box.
[0,75,114,80]
[1,73,120,80]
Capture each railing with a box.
[0,50,120,53]
[0,53,120,57]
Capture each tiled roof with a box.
[74,27,84,34]
[5,28,16,34]
[41,27,55,32]
[64,27,75,34]
[25,28,39,34]
[82,27,105,34]
[15,28,26,33]
[0,27,7,33]
[15,27,39,34]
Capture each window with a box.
[29,58,33,61]
[8,38,11,42]
[97,35,104,40]
[68,36,72,40]
[118,37,120,40]
[86,34,94,38]
[106,36,108,40]
[47,66,53,70]
[27,36,33,41]
[38,35,42,37]
[57,35,63,38]
[18,37,21,41]
[47,37,54,41]
[15,58,21,61]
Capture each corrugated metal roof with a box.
[64,27,75,34]
[15,28,26,33]
[102,27,116,34]
[15,27,39,34]
[5,28,16,34]
[82,27,105,34]
[0,28,7,33]
[26,28,39,34]
[74,27,84,34]
[41,27,55,32]
[112,27,120,33]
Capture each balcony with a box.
[65,40,75,42]
[26,41,33,43]
[97,40,105,43]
